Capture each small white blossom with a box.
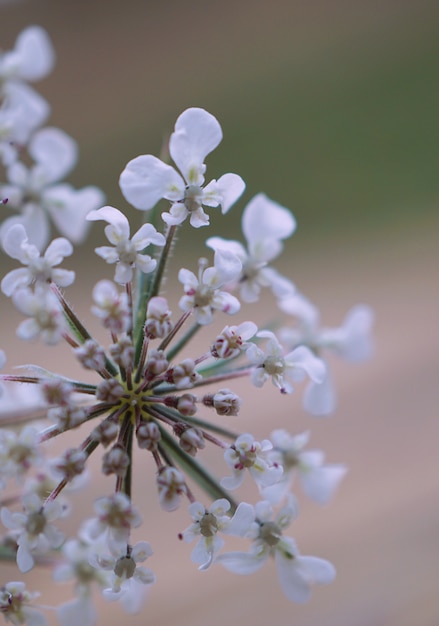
[181,498,255,570]
[12,286,65,344]
[0,580,47,626]
[102,446,130,477]
[179,427,205,457]
[221,433,283,490]
[157,466,187,511]
[87,205,165,284]
[79,493,142,551]
[166,358,201,389]
[207,193,296,302]
[91,541,155,613]
[1,494,64,572]
[262,430,347,505]
[217,497,336,603]
[119,107,245,227]
[0,425,42,488]
[206,388,241,416]
[247,330,326,394]
[91,280,131,335]
[0,127,104,250]
[54,539,110,626]
[279,293,374,414]
[211,321,257,359]
[144,296,173,339]
[1,224,75,296]
[73,339,106,371]
[136,421,161,451]
[178,251,242,325]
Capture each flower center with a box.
[184,185,202,213]
[199,512,218,537]
[25,510,46,536]
[259,521,282,547]
[114,555,136,579]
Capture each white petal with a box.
[297,555,336,585]
[286,346,326,383]
[57,596,97,626]
[14,26,55,81]
[17,543,35,572]
[213,249,242,285]
[29,128,77,184]
[119,155,184,210]
[87,206,130,240]
[300,463,347,504]
[216,551,265,575]
[303,369,336,416]
[132,223,165,249]
[44,237,73,264]
[206,236,247,261]
[1,267,31,296]
[243,193,296,245]
[275,550,312,603]
[45,184,104,244]
[216,173,245,213]
[170,108,222,184]
[2,223,28,260]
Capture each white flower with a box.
[91,541,155,613]
[178,250,242,325]
[217,497,336,602]
[262,429,347,505]
[144,296,173,338]
[0,580,47,626]
[0,425,42,488]
[87,205,165,284]
[1,224,75,296]
[0,26,54,160]
[211,321,258,359]
[12,286,65,345]
[181,498,255,570]
[79,493,142,551]
[279,294,374,414]
[247,330,326,394]
[207,193,296,302]
[119,107,245,227]
[221,433,283,490]
[0,127,104,249]
[157,466,187,511]
[0,26,54,84]
[91,280,131,335]
[1,494,64,572]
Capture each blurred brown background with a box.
[1,1,438,625]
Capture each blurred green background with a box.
[1,2,438,626]
[3,0,439,244]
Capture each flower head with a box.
[119,107,245,227]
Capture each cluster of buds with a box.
[0,26,373,626]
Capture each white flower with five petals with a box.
[119,107,245,227]
[207,193,296,302]
[0,127,104,249]
[279,293,374,414]
[1,493,64,573]
[1,224,75,296]
[247,330,326,394]
[221,433,283,490]
[90,541,156,613]
[181,498,255,570]
[87,205,165,284]
[216,497,336,603]
[178,250,242,325]
[262,429,347,505]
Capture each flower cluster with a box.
[0,26,373,626]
